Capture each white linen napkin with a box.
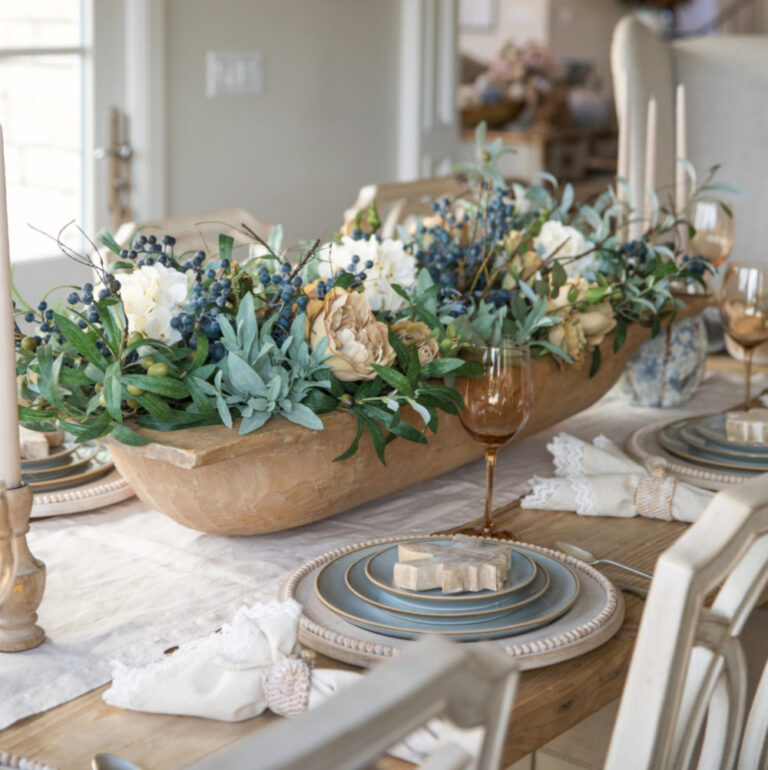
[103,600,481,765]
[520,433,713,521]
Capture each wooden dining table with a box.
[1,356,764,770]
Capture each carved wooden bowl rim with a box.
[279,533,623,662]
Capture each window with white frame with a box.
[0,1,86,260]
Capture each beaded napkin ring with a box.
[264,650,316,717]
[635,464,677,521]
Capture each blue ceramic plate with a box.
[21,442,78,470]
[658,421,762,474]
[314,542,580,641]
[345,552,550,621]
[694,414,768,455]
[21,444,99,480]
[365,539,537,603]
[680,421,768,462]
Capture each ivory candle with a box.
[675,83,688,247]
[616,70,630,240]
[643,96,657,226]
[0,127,21,489]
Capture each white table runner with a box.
[0,371,762,732]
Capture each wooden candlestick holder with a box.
[0,483,45,651]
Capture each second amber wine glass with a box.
[456,342,533,540]
[718,262,768,409]
[690,199,734,268]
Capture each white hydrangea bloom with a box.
[317,235,417,313]
[119,263,192,344]
[534,220,597,277]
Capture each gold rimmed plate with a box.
[680,421,768,462]
[694,413,768,455]
[313,540,580,641]
[344,552,551,621]
[26,447,114,492]
[364,538,537,603]
[657,421,766,474]
[21,442,79,470]
[22,444,100,480]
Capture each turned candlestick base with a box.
[0,483,45,652]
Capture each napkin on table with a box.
[103,600,482,764]
[521,433,713,522]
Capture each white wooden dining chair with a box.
[604,471,768,769]
[109,206,273,264]
[184,635,519,770]
[344,177,468,239]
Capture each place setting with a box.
[627,261,768,489]
[279,337,623,669]
[18,428,134,518]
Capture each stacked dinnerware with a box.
[313,537,581,642]
[22,439,114,494]
[656,414,768,479]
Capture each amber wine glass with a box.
[690,199,734,269]
[455,342,533,540]
[718,262,768,409]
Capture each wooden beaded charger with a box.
[278,534,624,670]
[626,417,753,491]
[31,468,135,519]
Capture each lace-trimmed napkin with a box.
[103,600,480,764]
[521,433,713,522]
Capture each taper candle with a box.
[675,83,688,249]
[0,127,22,489]
[616,70,631,240]
[643,96,657,226]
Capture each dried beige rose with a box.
[308,287,395,381]
[392,320,440,366]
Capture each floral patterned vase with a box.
[617,314,708,408]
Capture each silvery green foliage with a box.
[194,294,330,435]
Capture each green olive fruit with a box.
[125,398,140,409]
[126,384,144,396]
[127,331,143,347]
[20,337,37,353]
[147,362,170,377]
[139,357,156,370]
[98,393,106,407]
[94,383,103,393]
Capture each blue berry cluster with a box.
[118,234,184,269]
[616,237,651,271]
[680,254,709,279]
[412,191,517,293]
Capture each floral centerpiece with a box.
[15,124,716,474]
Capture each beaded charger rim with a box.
[31,468,135,518]
[278,534,624,670]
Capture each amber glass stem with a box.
[745,348,754,410]
[484,448,498,532]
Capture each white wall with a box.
[165,0,402,247]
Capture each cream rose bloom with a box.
[547,277,616,366]
[317,236,417,314]
[119,263,192,344]
[308,288,396,381]
[392,320,439,366]
[534,221,597,277]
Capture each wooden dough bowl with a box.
[106,297,709,535]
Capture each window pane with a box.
[0,1,81,49]
[0,55,83,260]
